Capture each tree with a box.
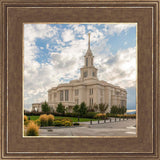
[93,103,99,112]
[73,105,79,113]
[99,103,108,113]
[121,106,127,114]
[110,105,127,114]
[56,102,65,115]
[42,101,50,113]
[110,105,119,114]
[79,102,87,116]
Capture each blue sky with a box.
[24,23,137,111]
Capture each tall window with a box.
[89,88,93,95]
[60,90,63,101]
[75,89,79,96]
[89,98,93,106]
[84,71,88,78]
[86,58,88,66]
[65,90,69,101]
[92,71,95,77]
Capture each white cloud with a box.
[24,24,136,110]
[72,25,86,34]
[96,47,136,88]
[62,29,75,42]
[104,23,136,35]
[24,24,58,108]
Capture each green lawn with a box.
[28,115,97,122]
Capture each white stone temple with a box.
[32,33,127,112]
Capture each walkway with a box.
[39,118,136,136]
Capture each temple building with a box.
[32,33,127,112]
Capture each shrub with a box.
[39,114,48,126]
[53,120,64,126]
[26,121,39,136]
[56,103,65,115]
[84,112,97,118]
[71,112,80,117]
[64,120,72,126]
[53,112,63,116]
[35,119,41,126]
[53,118,73,127]
[24,120,30,126]
[48,114,54,126]
[106,113,117,117]
[106,113,136,118]
[24,115,28,121]
[95,113,106,119]
[25,111,45,116]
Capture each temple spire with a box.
[85,33,93,57]
[88,33,90,50]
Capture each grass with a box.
[28,115,97,122]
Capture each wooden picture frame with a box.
[0,0,159,159]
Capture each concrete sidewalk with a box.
[39,119,136,136]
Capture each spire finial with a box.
[88,33,90,49]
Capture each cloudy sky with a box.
[24,23,137,111]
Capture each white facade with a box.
[32,33,127,112]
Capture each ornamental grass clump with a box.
[39,114,48,126]
[48,114,55,126]
[95,113,106,119]
[53,118,73,127]
[35,119,41,126]
[26,121,39,136]
[64,120,72,126]
[24,115,29,126]
[24,115,28,121]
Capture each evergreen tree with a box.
[56,102,65,115]
[79,102,87,117]
[42,101,50,113]
[73,105,79,113]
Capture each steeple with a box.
[80,33,98,81]
[85,33,93,56]
[88,33,90,50]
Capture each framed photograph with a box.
[23,23,137,137]
[0,0,160,159]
